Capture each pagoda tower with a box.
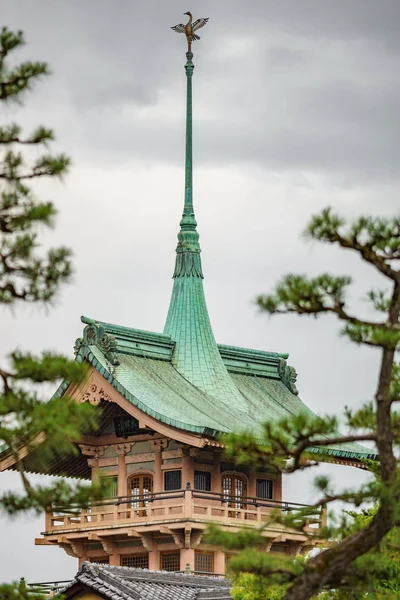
[0,14,375,576]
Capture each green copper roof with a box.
[66,318,377,462]
[163,51,246,409]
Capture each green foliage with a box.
[256,274,351,316]
[338,508,400,596]
[0,27,103,522]
[211,207,400,599]
[0,579,45,600]
[0,27,72,305]
[231,573,288,600]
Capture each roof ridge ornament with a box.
[75,322,120,367]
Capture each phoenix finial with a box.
[171,11,209,52]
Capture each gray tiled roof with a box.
[64,562,232,600]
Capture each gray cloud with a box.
[3,0,400,185]
[0,0,398,584]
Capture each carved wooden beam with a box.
[112,442,133,456]
[184,525,192,549]
[127,529,153,552]
[58,536,83,558]
[102,540,117,555]
[149,439,168,452]
[160,526,184,549]
[77,377,115,407]
[78,444,107,458]
[177,446,190,458]
[139,533,153,552]
[190,530,203,549]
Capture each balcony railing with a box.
[45,487,327,534]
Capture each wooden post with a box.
[184,482,193,518]
[214,550,225,575]
[248,474,256,497]
[181,448,194,489]
[149,548,158,570]
[88,458,100,515]
[274,475,282,502]
[154,447,162,493]
[109,552,119,566]
[90,458,100,484]
[212,453,221,493]
[180,548,194,571]
[118,453,127,497]
[45,510,52,532]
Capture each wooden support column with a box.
[88,458,100,485]
[118,453,127,496]
[154,449,162,493]
[212,453,221,493]
[109,553,120,566]
[248,474,256,497]
[87,458,101,515]
[150,439,167,493]
[180,548,194,571]
[113,443,132,497]
[78,550,88,568]
[149,548,158,570]
[274,475,282,502]
[214,550,225,575]
[180,447,194,488]
[80,445,106,487]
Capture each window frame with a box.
[160,550,180,572]
[121,554,149,568]
[255,478,273,500]
[127,472,154,516]
[194,550,214,574]
[194,470,211,491]
[164,469,182,491]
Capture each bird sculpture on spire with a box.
[171,11,209,52]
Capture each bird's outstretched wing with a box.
[171,24,186,34]
[191,17,209,32]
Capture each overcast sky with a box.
[1,0,399,584]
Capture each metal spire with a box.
[170,12,210,278]
[164,16,245,410]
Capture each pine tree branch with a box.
[0,136,48,145]
[284,285,400,600]
[305,209,400,282]
[0,167,61,180]
[330,232,398,281]
[286,433,376,473]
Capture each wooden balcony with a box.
[44,487,327,537]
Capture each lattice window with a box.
[160,551,180,572]
[195,551,214,573]
[128,474,153,516]
[89,558,109,564]
[194,470,211,491]
[164,469,182,491]
[256,479,273,500]
[222,475,247,513]
[121,554,149,568]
